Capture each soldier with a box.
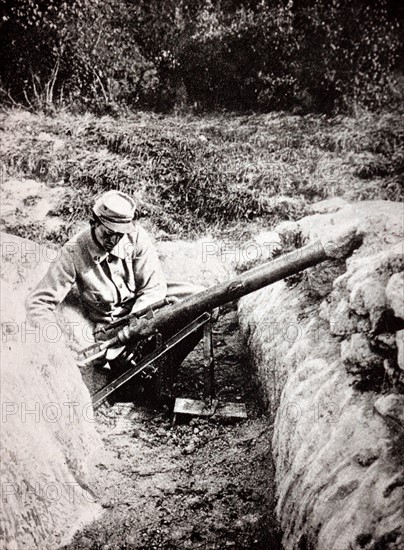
[26,190,204,398]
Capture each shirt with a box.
[26,223,167,324]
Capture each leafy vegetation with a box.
[1,0,402,114]
[1,109,402,242]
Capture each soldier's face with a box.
[94,223,125,251]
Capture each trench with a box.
[62,302,283,550]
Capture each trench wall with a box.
[238,200,404,550]
[0,233,103,550]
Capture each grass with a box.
[0,108,403,243]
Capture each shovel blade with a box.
[174,398,247,419]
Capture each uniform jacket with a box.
[26,223,167,324]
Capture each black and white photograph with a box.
[0,1,403,549]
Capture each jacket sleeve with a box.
[130,225,167,314]
[25,243,77,324]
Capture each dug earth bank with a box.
[1,199,403,549]
[239,199,404,550]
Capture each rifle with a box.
[79,240,335,407]
[92,298,175,338]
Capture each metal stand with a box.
[173,313,247,422]
[203,317,216,404]
[91,313,211,408]
[91,310,247,421]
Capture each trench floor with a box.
[62,304,282,550]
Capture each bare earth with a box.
[62,306,282,550]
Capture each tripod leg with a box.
[146,332,164,403]
[203,317,215,403]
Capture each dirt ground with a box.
[62,305,282,550]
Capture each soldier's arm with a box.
[130,225,167,314]
[25,243,77,325]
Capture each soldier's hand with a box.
[94,323,115,342]
[271,242,283,258]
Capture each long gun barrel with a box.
[78,240,332,364]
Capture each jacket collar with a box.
[85,228,133,263]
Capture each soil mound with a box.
[0,233,102,550]
[239,200,404,550]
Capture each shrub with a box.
[0,0,158,112]
[293,0,401,113]
[1,0,401,113]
